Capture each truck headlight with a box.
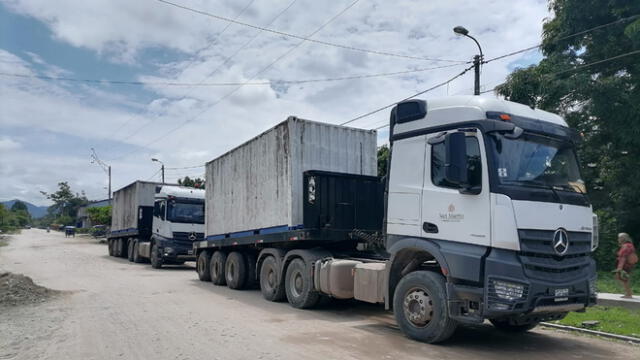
[164,247,174,254]
[492,280,526,301]
[591,214,599,251]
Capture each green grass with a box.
[596,271,640,294]
[552,306,640,338]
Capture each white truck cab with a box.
[385,96,597,335]
[140,185,205,268]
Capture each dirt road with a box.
[1,230,638,360]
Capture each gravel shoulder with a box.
[0,229,638,360]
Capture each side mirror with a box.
[444,132,468,186]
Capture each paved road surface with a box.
[1,229,638,360]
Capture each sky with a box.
[0,0,548,206]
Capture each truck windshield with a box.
[488,132,586,194]
[167,201,205,224]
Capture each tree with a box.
[10,200,28,212]
[178,176,205,189]
[41,182,88,225]
[377,145,390,177]
[496,0,640,268]
[87,206,112,225]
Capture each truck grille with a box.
[517,229,592,283]
[173,232,205,245]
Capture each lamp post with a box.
[453,26,483,95]
[152,158,165,184]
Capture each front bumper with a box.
[448,248,596,322]
[156,239,196,261]
[483,249,597,317]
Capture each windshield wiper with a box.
[501,179,563,202]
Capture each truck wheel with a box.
[490,319,539,333]
[108,239,114,256]
[120,238,128,259]
[393,271,457,344]
[114,238,122,257]
[259,256,286,302]
[210,251,227,285]
[127,239,135,262]
[197,251,212,282]
[285,258,320,309]
[132,241,144,263]
[244,253,257,289]
[150,243,163,269]
[225,252,247,289]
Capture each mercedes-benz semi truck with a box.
[108,181,205,269]
[193,96,598,343]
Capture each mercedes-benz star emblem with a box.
[552,229,569,255]
[188,232,197,241]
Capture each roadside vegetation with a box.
[553,306,640,338]
[0,201,30,233]
[597,271,640,294]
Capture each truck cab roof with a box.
[392,96,568,138]
[155,185,205,200]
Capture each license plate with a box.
[187,250,193,255]
[555,288,569,302]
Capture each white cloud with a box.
[1,0,552,203]
[0,136,21,151]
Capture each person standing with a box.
[614,233,638,299]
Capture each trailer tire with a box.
[393,271,457,344]
[108,239,114,256]
[120,238,128,259]
[210,251,227,285]
[127,238,135,262]
[259,256,286,302]
[225,252,247,289]
[285,258,320,309]
[150,243,163,269]
[197,251,212,282]
[490,319,539,333]
[132,241,144,263]
[114,238,122,257]
[244,253,258,289]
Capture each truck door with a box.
[421,130,490,247]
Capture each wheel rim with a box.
[263,263,276,292]
[213,261,219,278]
[228,262,235,281]
[197,257,203,273]
[290,269,303,298]
[403,287,433,328]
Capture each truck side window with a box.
[159,202,166,221]
[431,137,482,189]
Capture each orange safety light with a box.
[499,113,511,121]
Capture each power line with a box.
[109,0,302,146]
[0,63,463,87]
[481,49,640,94]
[483,13,640,64]
[340,64,475,127]
[155,0,466,64]
[105,0,257,139]
[108,0,362,161]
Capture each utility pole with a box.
[91,148,112,200]
[453,26,484,95]
[152,158,165,184]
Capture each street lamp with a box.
[151,158,165,184]
[453,26,484,95]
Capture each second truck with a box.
[193,96,598,343]
[108,181,205,268]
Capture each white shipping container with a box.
[111,181,159,232]
[205,117,377,236]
